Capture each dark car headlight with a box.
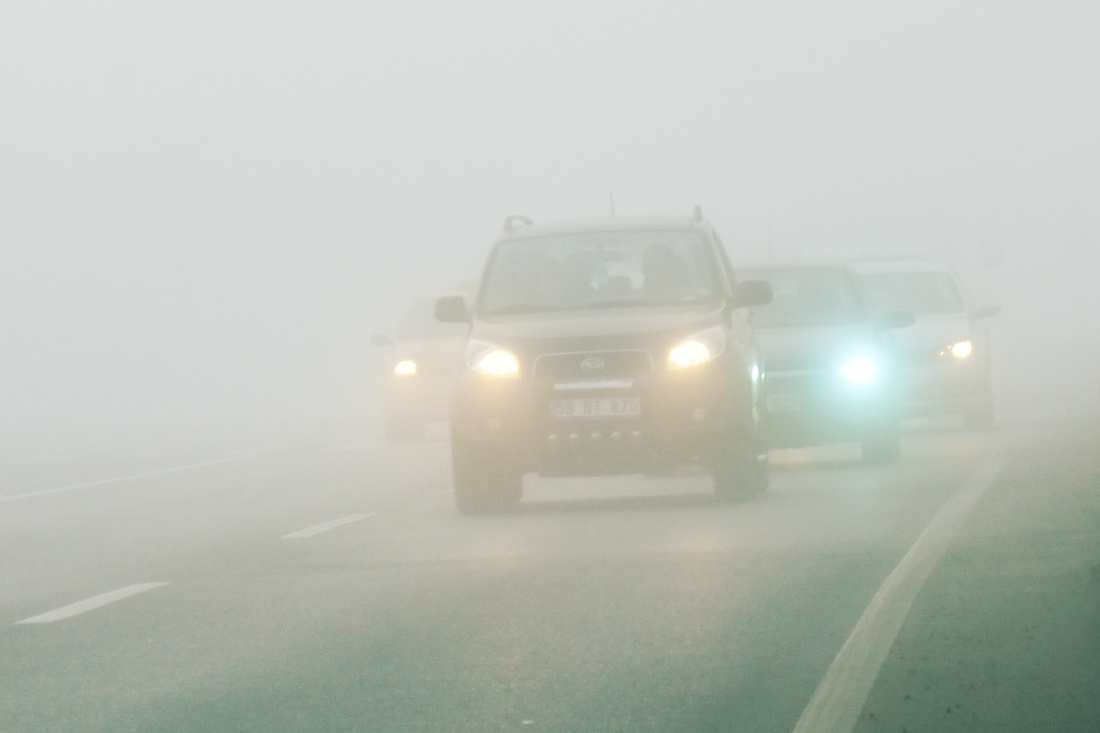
[840,355,878,383]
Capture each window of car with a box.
[858,271,964,316]
[739,268,866,328]
[397,299,469,340]
[478,230,722,315]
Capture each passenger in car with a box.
[642,243,692,300]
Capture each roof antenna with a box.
[692,205,703,222]
[609,193,616,218]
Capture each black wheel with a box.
[384,416,425,443]
[452,437,523,514]
[861,421,901,465]
[713,430,768,502]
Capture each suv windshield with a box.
[858,271,964,316]
[398,299,469,340]
[741,268,865,328]
[479,230,721,315]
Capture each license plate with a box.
[549,397,641,419]
[766,393,802,412]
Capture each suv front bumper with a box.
[450,361,747,476]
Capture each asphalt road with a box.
[1,418,1097,733]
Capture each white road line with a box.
[283,513,375,539]
[15,583,169,624]
[791,448,1006,733]
[0,450,272,504]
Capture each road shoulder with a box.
[853,417,1100,732]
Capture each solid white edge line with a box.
[0,451,272,504]
[15,583,169,624]
[791,447,1006,733]
[283,513,375,539]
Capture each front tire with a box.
[452,437,523,514]
[713,430,768,502]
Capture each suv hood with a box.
[470,306,724,354]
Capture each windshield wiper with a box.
[571,299,679,309]
[486,299,703,315]
[483,304,558,314]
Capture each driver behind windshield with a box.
[641,243,692,301]
[479,231,717,315]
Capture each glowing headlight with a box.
[463,340,521,378]
[668,340,712,370]
[841,356,877,383]
[949,340,973,359]
[477,349,520,378]
[393,360,417,377]
[667,326,727,370]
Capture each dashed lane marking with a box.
[15,583,169,624]
[283,513,376,539]
[791,447,1006,733]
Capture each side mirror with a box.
[370,333,393,348]
[973,304,1002,319]
[874,310,916,331]
[434,295,470,323]
[733,280,773,308]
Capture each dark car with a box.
[434,212,773,513]
[736,262,915,464]
[850,258,1000,426]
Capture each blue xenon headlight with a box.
[840,355,877,383]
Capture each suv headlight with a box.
[667,326,727,371]
[464,339,521,378]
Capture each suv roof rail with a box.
[692,205,703,222]
[503,214,533,233]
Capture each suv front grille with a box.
[533,350,654,381]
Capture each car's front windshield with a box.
[858,271,964,316]
[478,230,721,315]
[740,268,866,328]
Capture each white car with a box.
[850,258,1000,426]
[372,297,469,441]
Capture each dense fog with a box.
[3,2,1098,459]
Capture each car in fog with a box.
[433,211,773,512]
[372,297,468,441]
[736,261,915,463]
[850,258,1000,426]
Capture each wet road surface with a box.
[1,419,1096,732]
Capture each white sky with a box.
[2,2,1098,449]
